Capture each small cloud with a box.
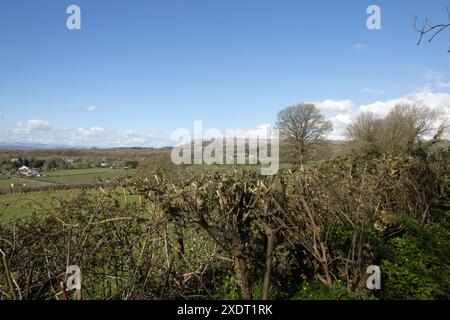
[312,99,353,112]
[86,105,97,112]
[76,127,105,140]
[354,43,368,49]
[15,119,51,132]
[362,88,385,96]
[245,123,272,138]
[328,113,353,140]
[425,70,450,89]
[116,129,154,145]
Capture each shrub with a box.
[377,211,450,300]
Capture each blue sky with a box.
[0,0,449,147]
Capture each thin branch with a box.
[414,8,450,52]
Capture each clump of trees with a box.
[347,103,448,156]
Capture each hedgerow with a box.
[0,154,449,300]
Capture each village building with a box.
[18,165,41,177]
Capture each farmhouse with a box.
[18,165,41,177]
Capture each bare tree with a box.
[347,112,382,143]
[414,7,450,53]
[276,103,332,171]
[382,104,438,150]
[347,103,442,155]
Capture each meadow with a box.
[35,168,136,185]
[0,168,135,190]
[0,167,136,220]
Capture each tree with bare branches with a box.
[276,103,332,171]
[414,7,450,53]
[347,103,446,155]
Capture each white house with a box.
[18,166,41,177]
[18,165,30,175]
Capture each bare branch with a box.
[414,9,450,52]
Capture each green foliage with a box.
[377,211,450,300]
[137,153,179,178]
[219,276,289,300]
[125,160,139,169]
[293,282,357,300]
[220,275,244,300]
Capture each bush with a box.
[292,282,357,300]
[377,210,450,300]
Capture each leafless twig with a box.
[414,7,450,53]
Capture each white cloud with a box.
[327,114,353,140]
[359,89,450,116]
[0,119,168,147]
[362,88,385,96]
[312,99,353,112]
[0,112,4,125]
[0,119,62,145]
[76,127,105,141]
[115,129,155,145]
[424,70,450,89]
[330,113,353,126]
[15,119,51,132]
[307,99,355,140]
[354,43,368,49]
[245,123,272,138]
[86,105,97,112]
[67,127,167,147]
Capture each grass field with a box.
[36,168,136,185]
[0,164,301,221]
[0,168,136,190]
[0,186,141,222]
[0,177,54,189]
[0,189,79,221]
[43,168,129,177]
[0,168,137,221]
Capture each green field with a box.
[36,168,136,184]
[43,168,129,177]
[0,186,141,221]
[0,177,54,189]
[1,165,298,221]
[0,190,78,221]
[0,168,137,220]
[0,168,136,190]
